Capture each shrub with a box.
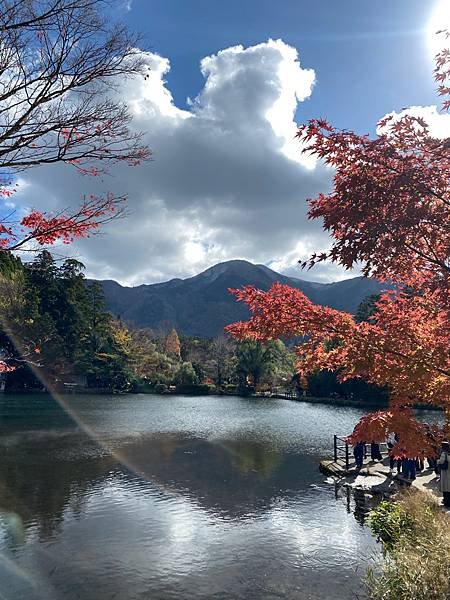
[366,491,450,600]
[367,500,415,552]
[236,383,255,397]
[154,383,168,394]
[224,384,237,394]
[175,383,211,395]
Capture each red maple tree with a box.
[226,36,450,457]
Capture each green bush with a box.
[236,383,255,396]
[175,383,211,395]
[154,382,168,394]
[366,491,450,600]
[366,500,415,552]
[134,381,155,393]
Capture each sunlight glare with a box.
[428,0,450,57]
[184,240,205,264]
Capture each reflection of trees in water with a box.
[117,434,313,519]
[0,431,317,540]
[224,441,283,479]
[120,434,286,485]
[0,433,116,544]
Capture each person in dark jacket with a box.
[398,449,416,480]
[370,441,382,462]
[426,430,439,472]
[353,441,365,469]
[415,457,424,472]
[404,458,417,480]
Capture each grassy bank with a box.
[366,490,450,600]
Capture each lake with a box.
[0,393,380,600]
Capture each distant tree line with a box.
[0,251,387,403]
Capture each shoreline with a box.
[0,388,386,407]
[0,389,442,413]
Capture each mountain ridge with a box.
[95,260,390,337]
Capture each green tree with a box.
[0,267,58,379]
[268,340,296,387]
[0,251,158,391]
[79,284,132,390]
[111,321,177,385]
[27,251,60,318]
[0,252,23,278]
[0,255,62,371]
[175,362,199,385]
[235,341,272,387]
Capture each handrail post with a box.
[334,434,338,462]
[345,441,349,471]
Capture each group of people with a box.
[352,440,383,469]
[352,435,450,508]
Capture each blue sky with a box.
[13,0,450,285]
[125,0,437,134]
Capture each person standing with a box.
[426,429,439,472]
[405,458,417,481]
[415,457,424,472]
[353,441,365,469]
[437,441,450,508]
[387,432,400,473]
[370,441,382,462]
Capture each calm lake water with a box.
[0,394,381,600]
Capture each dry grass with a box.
[366,490,450,600]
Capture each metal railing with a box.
[333,436,390,471]
[333,435,350,470]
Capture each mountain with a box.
[96,260,390,337]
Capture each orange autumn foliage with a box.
[164,328,181,359]
[226,36,450,457]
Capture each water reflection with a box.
[0,395,378,600]
[333,482,381,527]
[0,430,323,534]
[0,432,115,544]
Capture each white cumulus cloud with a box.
[15,39,339,285]
[377,104,450,138]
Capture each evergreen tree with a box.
[0,252,133,391]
